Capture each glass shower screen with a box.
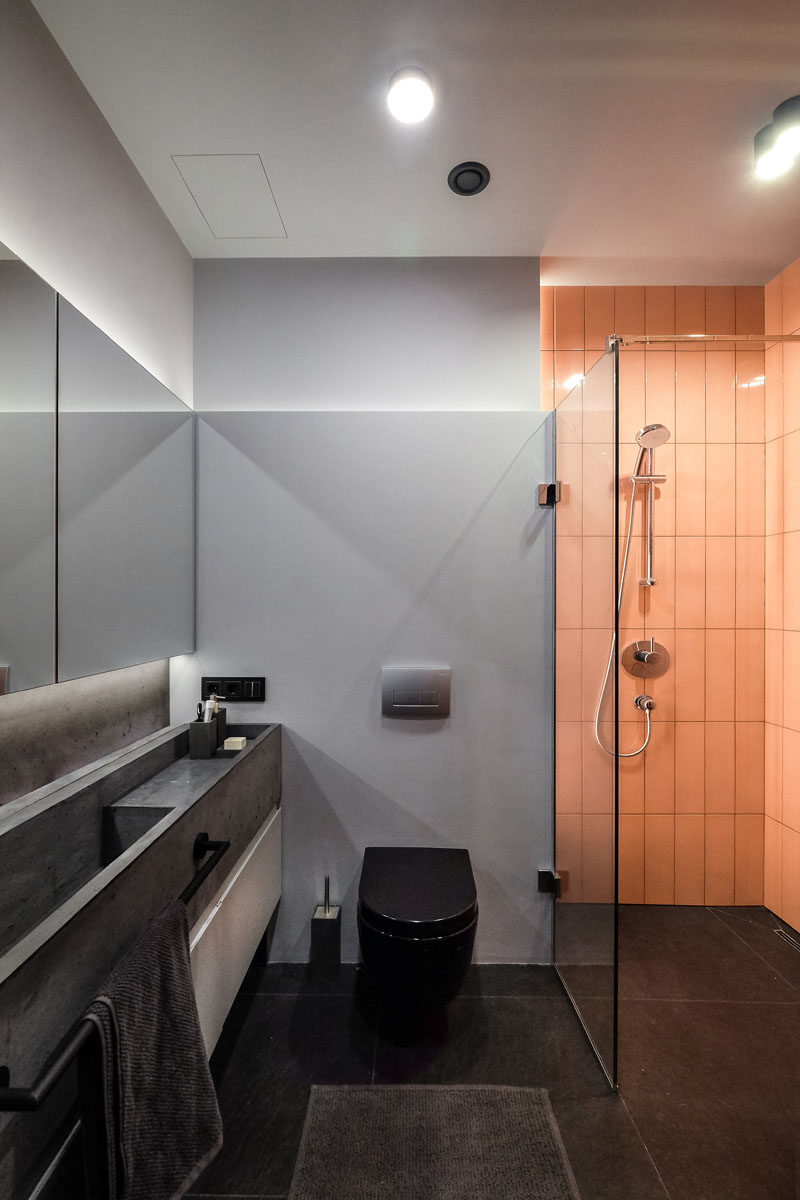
[552,346,619,1086]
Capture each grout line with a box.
[617,996,798,1005]
[708,907,799,992]
[618,1092,674,1200]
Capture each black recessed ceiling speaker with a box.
[447,161,490,196]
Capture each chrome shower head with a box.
[636,423,671,450]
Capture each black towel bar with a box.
[0,831,230,1113]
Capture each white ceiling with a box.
[31,0,800,282]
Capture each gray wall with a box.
[176,257,555,963]
[194,258,539,410]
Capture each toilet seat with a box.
[358,846,477,940]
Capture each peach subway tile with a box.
[675,722,706,812]
[705,287,736,337]
[582,442,616,535]
[704,538,736,628]
[783,531,800,631]
[675,286,706,337]
[675,814,706,904]
[554,286,585,350]
[734,722,764,813]
[675,444,706,535]
[674,629,706,720]
[735,537,765,629]
[540,352,555,411]
[764,629,783,727]
[705,350,736,443]
[675,351,706,443]
[582,537,614,630]
[555,722,582,814]
[582,815,614,902]
[644,350,676,432]
[555,443,583,537]
[764,274,783,339]
[782,257,800,334]
[540,285,554,351]
[705,443,736,535]
[618,626,647,715]
[644,814,675,904]
[765,436,783,536]
[555,391,582,444]
[614,287,645,336]
[556,536,582,629]
[735,443,765,538]
[556,812,582,901]
[648,630,676,722]
[705,629,735,721]
[764,723,783,822]
[556,629,582,721]
[783,430,800,532]
[646,538,675,628]
[780,826,800,932]
[644,721,675,813]
[734,814,764,905]
[618,536,646,630]
[783,342,800,435]
[619,729,645,811]
[675,537,706,627]
[618,814,645,904]
[782,726,800,833]
[735,629,765,723]
[705,722,735,812]
[782,630,800,732]
[582,628,619,722]
[554,350,586,407]
[704,814,735,905]
[645,286,676,336]
[764,815,783,915]
[764,344,783,442]
[657,442,676,531]
[585,287,615,351]
[735,286,765,335]
[735,349,765,444]
[618,351,645,435]
[765,535,783,630]
[581,722,614,814]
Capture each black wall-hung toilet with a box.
[357,846,478,1005]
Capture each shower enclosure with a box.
[552,322,800,1089]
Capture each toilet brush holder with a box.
[310,877,341,977]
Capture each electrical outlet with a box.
[201,676,266,703]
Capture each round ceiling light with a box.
[447,161,491,196]
[387,68,434,124]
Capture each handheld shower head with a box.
[633,424,671,476]
[636,423,671,450]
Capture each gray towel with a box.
[85,898,223,1200]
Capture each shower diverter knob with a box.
[622,638,670,679]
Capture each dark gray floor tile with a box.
[549,1095,669,1200]
[710,906,800,990]
[374,996,609,1102]
[240,960,370,997]
[614,997,799,1198]
[191,992,376,1197]
[618,905,796,1001]
[555,902,616,966]
[460,963,565,996]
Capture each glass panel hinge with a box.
[538,869,562,898]
[537,482,562,507]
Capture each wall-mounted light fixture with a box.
[387,68,434,124]
[755,94,800,179]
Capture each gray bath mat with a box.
[288,1085,581,1200]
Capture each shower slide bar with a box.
[607,333,800,348]
[0,831,230,1113]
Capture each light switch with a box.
[382,667,451,718]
